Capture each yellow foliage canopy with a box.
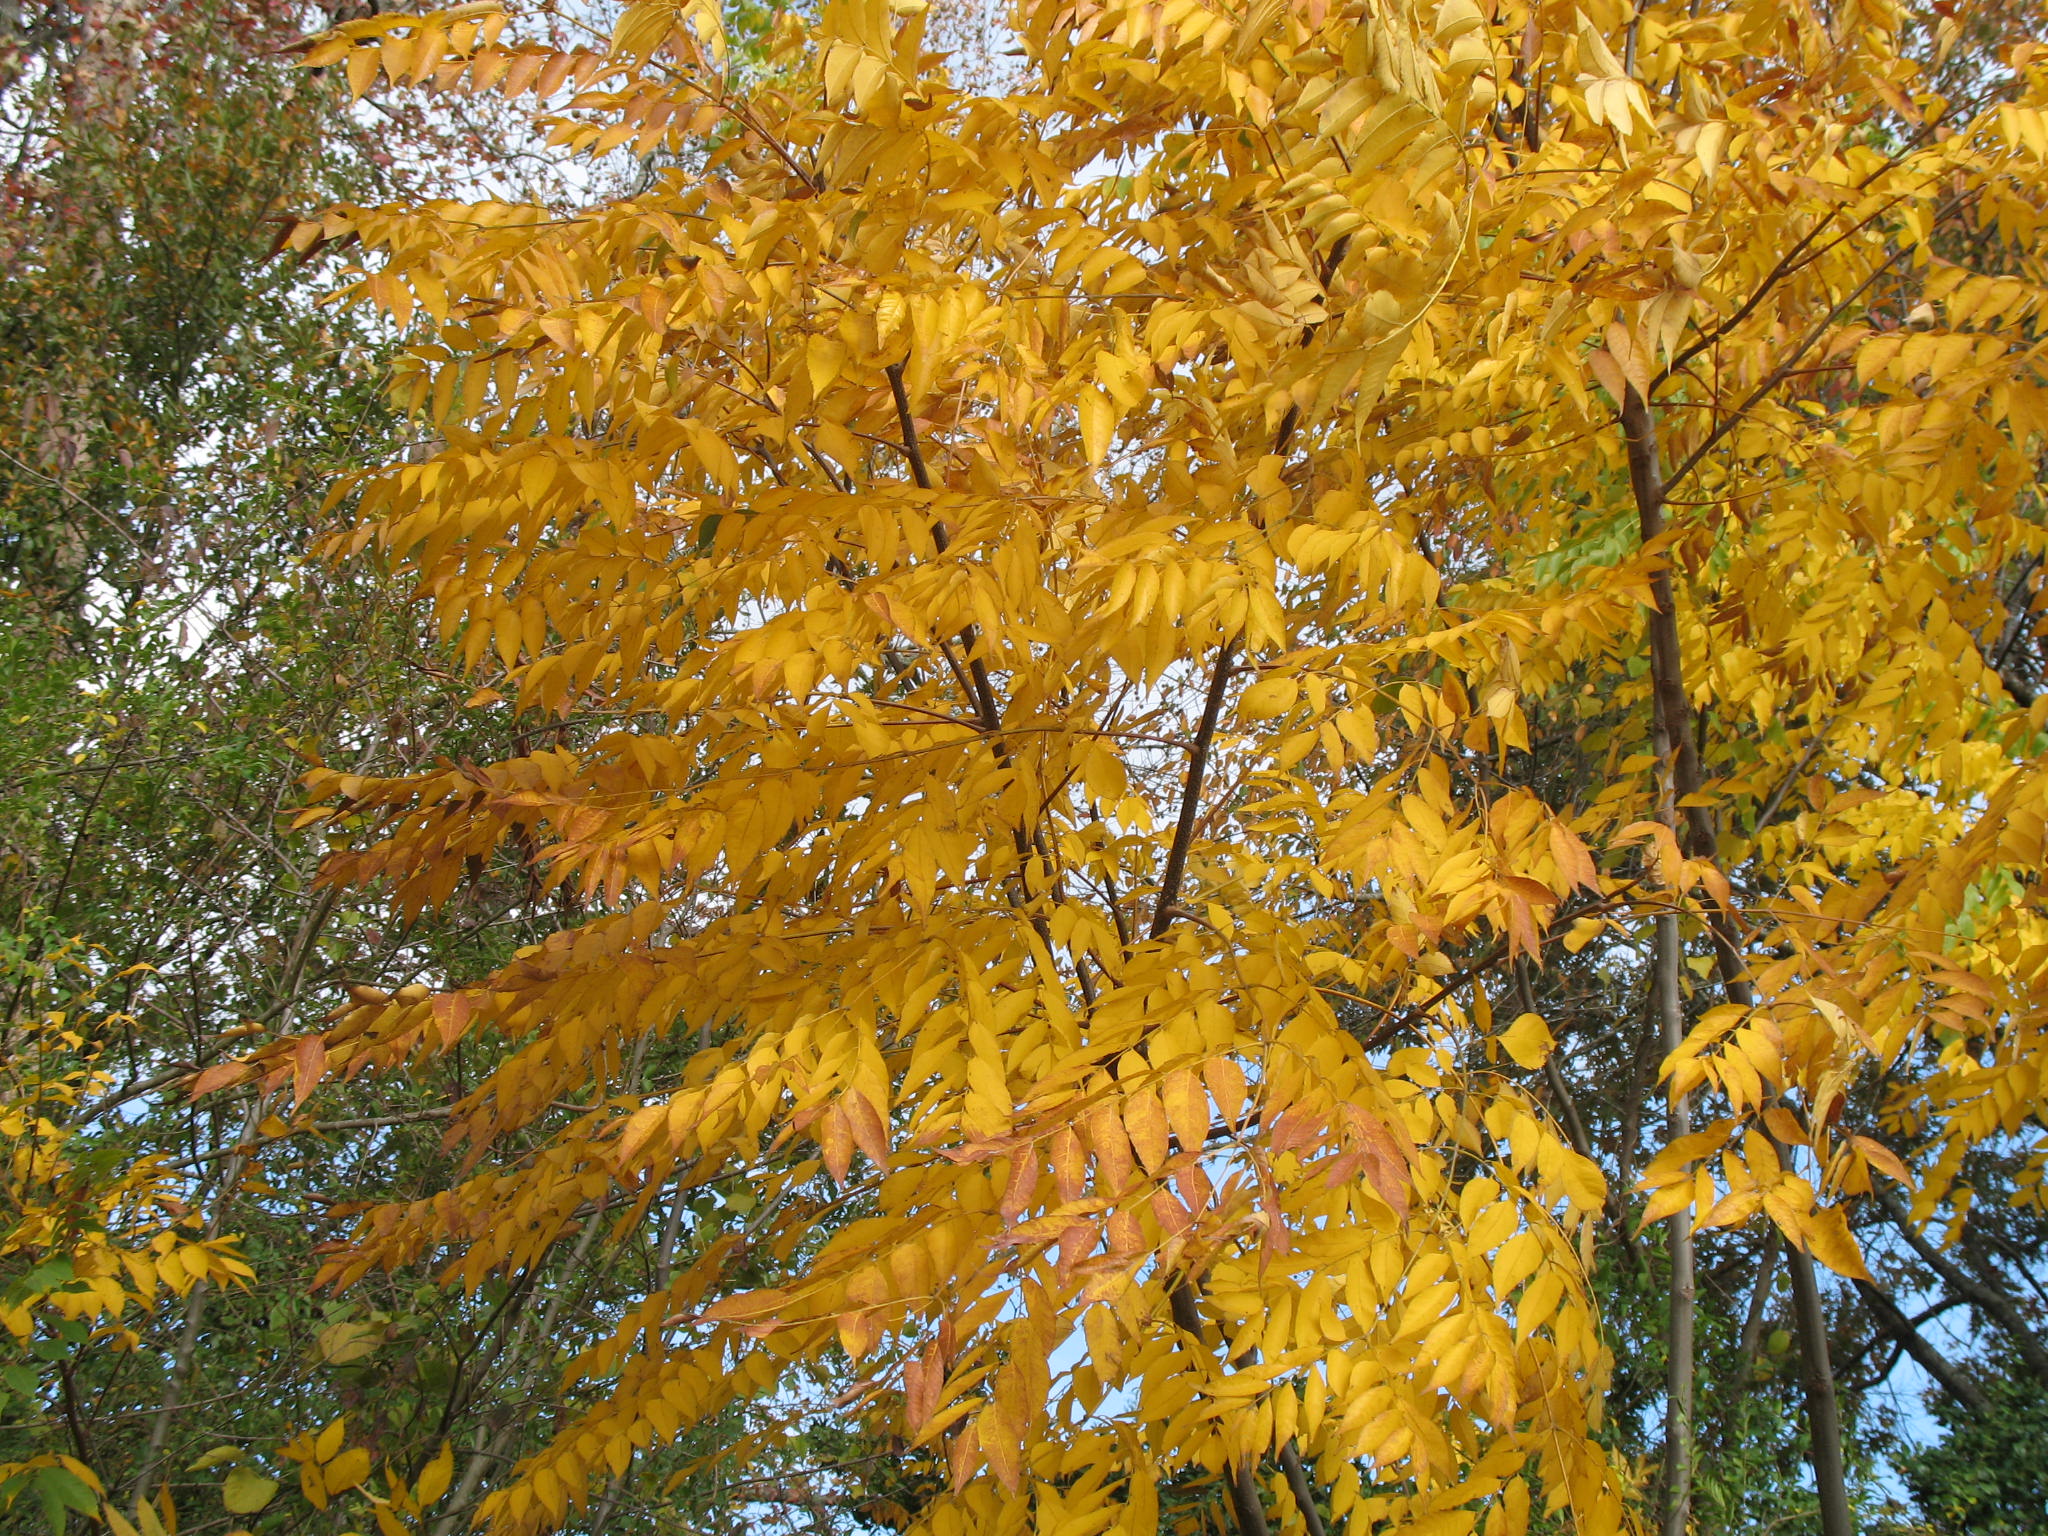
[205,0,2048,1530]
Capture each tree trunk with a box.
[1790,1247,1855,1536]
[1656,909,1695,1536]
[1620,383,1851,1536]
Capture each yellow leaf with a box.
[323,1447,372,1495]
[1800,1205,1872,1281]
[1500,1012,1554,1070]
[315,1322,379,1366]
[1238,675,1299,720]
[1640,1179,1696,1227]
[221,1468,278,1516]
[415,1442,455,1507]
[314,1417,347,1464]
[344,45,379,98]
[1078,387,1115,465]
[1122,1089,1170,1174]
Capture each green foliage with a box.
[1905,1357,2048,1536]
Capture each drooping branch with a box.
[1873,1186,2048,1381]
[1852,1278,1988,1413]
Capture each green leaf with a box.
[32,1467,101,1533]
[41,1470,99,1515]
[32,1479,65,1536]
[18,1259,74,1296]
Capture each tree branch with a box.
[1150,638,1238,938]
[1852,1277,1987,1413]
[1661,247,1907,499]
[1873,1186,2048,1381]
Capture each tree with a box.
[0,3,834,1530]
[193,0,2048,1532]
[1903,1346,2048,1536]
[0,1,684,1527]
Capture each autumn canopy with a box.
[6,0,2048,1529]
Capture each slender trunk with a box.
[131,1091,266,1501]
[1172,1274,1340,1536]
[1154,283,1346,1536]
[1170,1279,1274,1536]
[1279,1441,1327,1536]
[432,1191,612,1536]
[57,1360,95,1469]
[1148,636,1279,1536]
[1736,1227,1783,1374]
[1521,960,1643,1268]
[1790,1248,1855,1536]
[654,1177,688,1297]
[131,886,337,1498]
[1621,384,1852,1536]
[1614,993,1661,1200]
[1227,1461,1275,1536]
[132,1279,208,1502]
[591,1171,697,1531]
[1656,914,1694,1536]
[1633,388,1696,1536]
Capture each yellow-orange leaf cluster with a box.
[213,0,2048,1530]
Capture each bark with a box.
[1151,635,1239,939]
[1655,909,1695,1536]
[1279,1442,1328,1536]
[1790,1248,1855,1536]
[1628,386,1697,1536]
[1736,1227,1783,1375]
[1227,1461,1276,1536]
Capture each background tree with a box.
[0,2,795,1530]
